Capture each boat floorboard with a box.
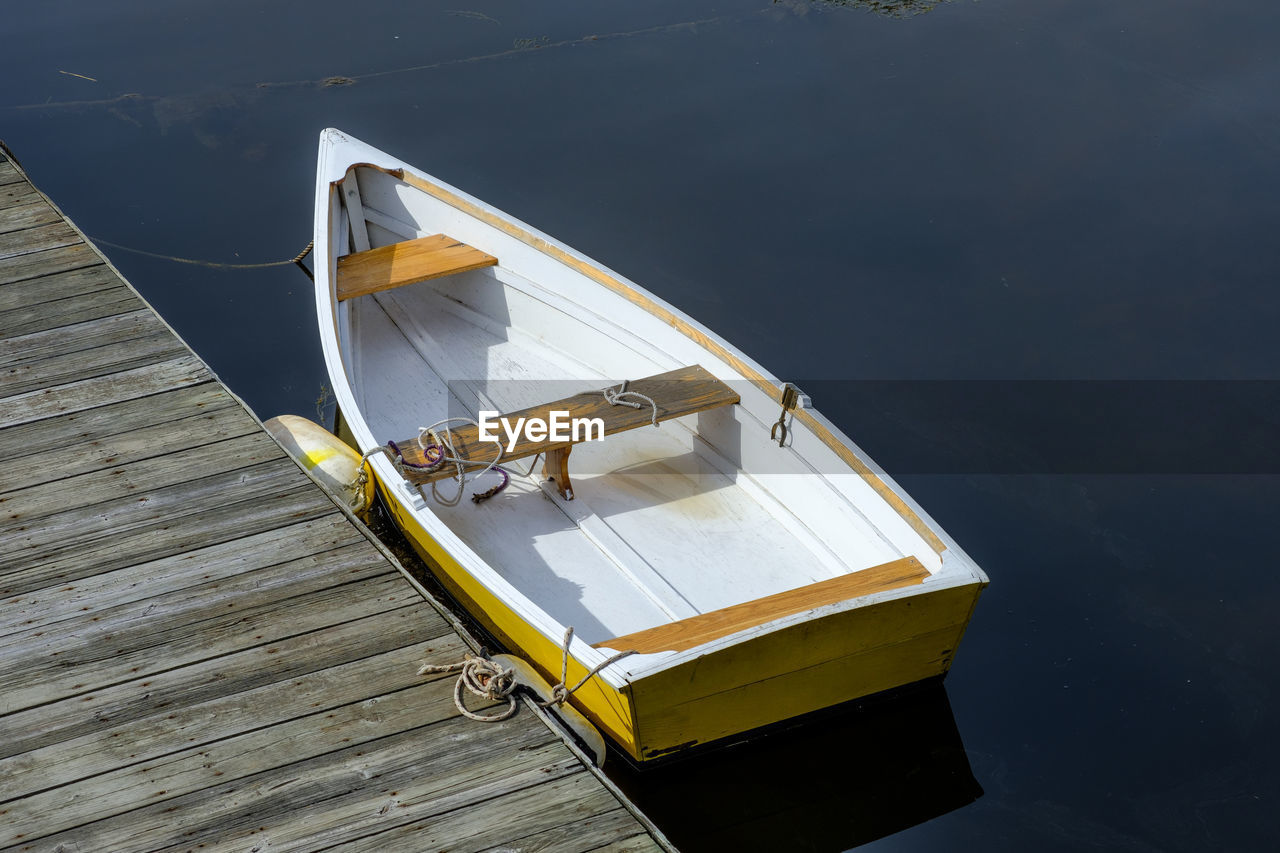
[0,147,664,852]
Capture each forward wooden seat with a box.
[336,234,497,301]
[392,364,740,500]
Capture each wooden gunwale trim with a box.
[593,556,929,654]
[394,168,947,555]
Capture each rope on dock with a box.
[416,628,635,723]
[418,654,519,722]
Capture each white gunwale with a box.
[313,128,988,696]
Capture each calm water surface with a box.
[4,1,1279,849]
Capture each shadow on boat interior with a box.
[367,497,980,851]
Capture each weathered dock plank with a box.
[0,219,80,260]
[0,161,26,185]
[0,515,363,635]
[0,606,439,760]
[0,307,168,368]
[0,282,141,337]
[0,148,664,851]
[0,200,61,234]
[0,264,123,311]
[0,398,254,494]
[0,240,102,284]
[0,354,212,428]
[0,381,235,463]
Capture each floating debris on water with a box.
[447,10,501,25]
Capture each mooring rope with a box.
[418,654,518,722]
[538,626,637,709]
[352,416,509,509]
[90,237,314,271]
[602,379,659,427]
[416,627,636,723]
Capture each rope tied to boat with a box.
[351,417,509,509]
[538,626,637,709]
[414,419,509,506]
[418,654,519,722]
[602,379,659,427]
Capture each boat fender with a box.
[493,653,608,767]
[264,414,374,517]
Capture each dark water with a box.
[5,1,1279,849]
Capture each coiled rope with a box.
[353,416,509,511]
[602,379,659,427]
[417,655,518,722]
[417,627,636,723]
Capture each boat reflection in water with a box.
[606,681,982,852]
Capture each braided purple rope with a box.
[388,439,446,472]
[471,465,510,504]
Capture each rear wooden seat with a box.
[594,556,931,653]
[336,234,497,301]
[392,364,740,500]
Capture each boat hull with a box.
[375,474,982,762]
[314,128,989,764]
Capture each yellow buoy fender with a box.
[264,414,374,516]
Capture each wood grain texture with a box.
[0,161,24,185]
[0,307,165,368]
[0,264,122,313]
[0,152,660,852]
[336,232,497,300]
[0,381,232,463]
[395,364,740,483]
[0,397,251,494]
[0,354,211,428]
[1,329,189,396]
[0,283,140,338]
[0,199,60,234]
[596,556,930,653]
[0,605,443,760]
[0,219,79,260]
[0,240,101,284]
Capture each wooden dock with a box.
[0,146,666,852]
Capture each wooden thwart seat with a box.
[336,234,497,301]
[594,556,931,653]
[393,364,740,500]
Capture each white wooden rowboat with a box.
[313,128,987,763]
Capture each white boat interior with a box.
[332,163,943,647]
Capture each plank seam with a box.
[0,535,386,638]
[8,723,564,849]
[0,596,426,720]
[307,742,577,853]
[0,640,466,808]
[0,380,226,458]
[0,419,278,499]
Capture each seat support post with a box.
[543,445,574,500]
